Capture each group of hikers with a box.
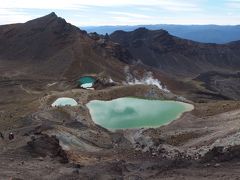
[0,132,14,140]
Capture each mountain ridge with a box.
[83,24,240,44]
[0,12,133,80]
[110,27,240,77]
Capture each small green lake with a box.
[78,76,96,88]
[87,97,194,130]
[52,97,78,107]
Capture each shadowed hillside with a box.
[111,28,240,77]
[0,12,133,81]
[111,28,240,100]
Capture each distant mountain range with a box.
[82,24,240,44]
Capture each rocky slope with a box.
[0,13,240,180]
[0,12,133,81]
[110,28,240,77]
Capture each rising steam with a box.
[124,66,169,92]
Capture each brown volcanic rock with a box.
[26,134,68,163]
[0,13,132,80]
[0,12,80,60]
[110,28,240,77]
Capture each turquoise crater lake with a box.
[87,97,194,130]
[78,76,96,88]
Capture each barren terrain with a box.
[0,13,240,180]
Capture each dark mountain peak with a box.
[22,12,82,36]
[30,12,58,22]
[0,13,132,80]
[111,27,240,77]
[116,27,171,41]
[111,28,170,41]
[111,27,172,45]
[155,29,169,35]
[111,27,149,35]
[0,12,82,61]
[133,28,169,35]
[133,28,171,40]
[26,12,68,28]
[26,12,59,24]
[134,27,148,33]
[48,12,58,18]
[110,30,127,36]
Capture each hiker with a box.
[8,132,14,140]
[0,132,4,139]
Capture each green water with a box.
[52,97,78,107]
[78,76,96,88]
[87,97,193,130]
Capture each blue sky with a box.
[0,0,240,26]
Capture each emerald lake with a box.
[87,97,194,130]
[52,97,78,107]
[78,76,96,88]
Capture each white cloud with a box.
[227,0,240,8]
[108,12,151,19]
[1,0,80,10]
[0,0,201,11]
[0,9,33,24]
[0,0,239,25]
